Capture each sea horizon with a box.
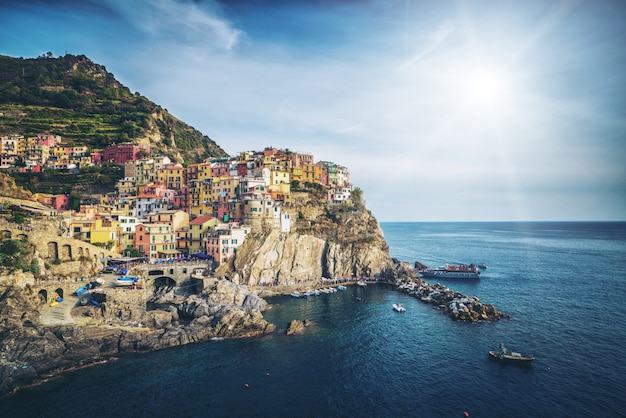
[2,221,624,417]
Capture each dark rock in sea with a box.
[286,319,312,335]
[395,278,508,322]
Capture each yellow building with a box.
[89,219,122,253]
[188,216,218,255]
[157,164,185,190]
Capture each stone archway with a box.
[60,244,72,261]
[54,288,64,299]
[154,276,176,289]
[38,289,48,305]
[16,233,28,241]
[47,242,59,260]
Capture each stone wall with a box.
[0,218,118,269]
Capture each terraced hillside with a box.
[0,53,228,163]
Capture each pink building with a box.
[91,152,103,164]
[37,135,58,147]
[52,194,70,211]
[102,143,150,164]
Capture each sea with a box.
[1,222,625,418]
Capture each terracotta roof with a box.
[190,216,215,225]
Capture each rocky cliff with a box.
[217,201,410,288]
[0,276,274,396]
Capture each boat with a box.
[337,285,346,291]
[290,292,302,298]
[356,280,367,287]
[479,263,488,269]
[488,343,534,364]
[115,276,139,287]
[392,303,406,312]
[74,285,89,296]
[419,263,481,279]
[50,296,63,307]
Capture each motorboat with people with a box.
[419,263,481,279]
[392,303,406,312]
[488,343,534,364]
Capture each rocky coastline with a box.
[396,277,509,322]
[0,204,507,398]
[0,262,507,397]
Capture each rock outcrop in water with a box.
[396,278,509,322]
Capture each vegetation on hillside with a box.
[0,238,37,275]
[0,53,228,163]
[10,164,124,197]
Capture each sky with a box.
[1,0,625,222]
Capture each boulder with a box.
[286,319,311,335]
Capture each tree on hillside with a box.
[351,187,365,211]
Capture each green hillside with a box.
[0,53,228,163]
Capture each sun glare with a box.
[459,68,512,110]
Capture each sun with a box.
[459,67,512,110]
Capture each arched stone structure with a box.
[47,242,59,260]
[154,276,176,288]
[16,233,28,241]
[54,287,64,299]
[61,244,72,261]
[38,289,48,304]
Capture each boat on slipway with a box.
[488,343,534,364]
[115,276,139,287]
[419,263,481,279]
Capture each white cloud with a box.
[103,0,244,51]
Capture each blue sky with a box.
[1,0,625,221]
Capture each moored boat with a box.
[488,343,534,364]
[392,303,406,312]
[337,285,346,291]
[419,263,481,279]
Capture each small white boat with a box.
[115,276,138,287]
[356,280,367,287]
[393,303,406,312]
[290,292,302,298]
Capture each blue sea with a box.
[2,222,625,417]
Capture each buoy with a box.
[266,372,270,376]
[464,412,469,417]
[244,383,249,388]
